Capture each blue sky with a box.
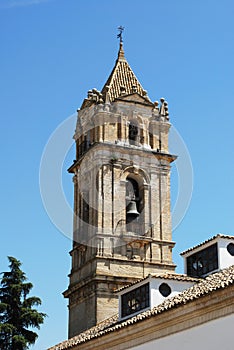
[0,0,233,349]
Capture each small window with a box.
[227,243,234,256]
[129,123,138,144]
[149,132,154,149]
[78,247,86,266]
[82,198,89,223]
[117,122,122,139]
[121,283,149,318]
[186,243,218,277]
[159,283,171,297]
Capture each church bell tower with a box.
[64,40,177,338]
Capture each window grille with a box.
[121,283,149,318]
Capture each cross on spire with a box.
[117,26,124,43]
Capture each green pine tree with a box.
[0,257,46,350]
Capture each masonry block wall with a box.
[64,43,177,337]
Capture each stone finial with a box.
[118,42,125,60]
[159,98,169,118]
[164,101,169,118]
[153,101,159,113]
[86,88,104,105]
[105,85,111,105]
[87,90,93,98]
[99,95,104,104]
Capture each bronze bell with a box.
[126,200,139,217]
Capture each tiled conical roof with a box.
[101,42,149,102]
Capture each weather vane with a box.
[117,26,124,43]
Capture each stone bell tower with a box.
[64,41,177,338]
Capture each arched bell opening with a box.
[125,176,145,236]
[126,177,140,223]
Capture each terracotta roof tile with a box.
[80,43,155,110]
[101,43,150,103]
[48,314,118,350]
[180,233,234,256]
[116,273,201,293]
[48,265,234,350]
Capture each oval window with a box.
[227,243,234,256]
[159,283,171,297]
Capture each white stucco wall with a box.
[129,314,234,350]
[182,236,234,275]
[218,239,234,269]
[150,278,195,307]
[118,277,197,320]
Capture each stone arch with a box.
[121,167,149,229]
[121,166,150,185]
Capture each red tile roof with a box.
[48,265,234,350]
[180,233,234,256]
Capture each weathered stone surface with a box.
[65,42,176,338]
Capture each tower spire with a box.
[99,26,152,104]
[118,41,125,60]
[117,26,125,60]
